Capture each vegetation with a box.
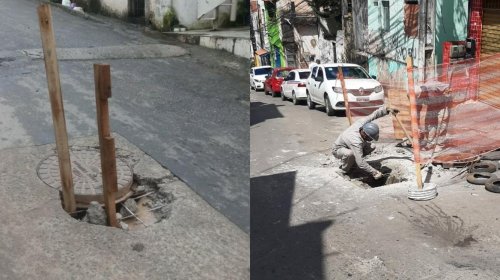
[163,8,179,31]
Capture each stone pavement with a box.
[0,134,248,279]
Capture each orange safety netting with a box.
[376,54,500,164]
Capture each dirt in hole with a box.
[349,164,408,188]
[72,174,176,230]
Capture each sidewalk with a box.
[162,27,251,59]
[0,135,249,279]
[252,148,500,279]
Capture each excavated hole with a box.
[70,174,176,231]
[348,161,409,189]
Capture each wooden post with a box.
[94,64,119,228]
[338,66,353,125]
[406,56,423,190]
[38,4,76,213]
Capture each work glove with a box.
[387,107,400,114]
[373,171,384,180]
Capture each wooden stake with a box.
[94,64,118,228]
[406,56,423,190]
[38,4,76,212]
[392,112,413,144]
[338,66,353,125]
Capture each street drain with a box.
[37,146,133,208]
[73,174,176,230]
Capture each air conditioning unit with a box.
[449,45,466,59]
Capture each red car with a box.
[264,67,295,97]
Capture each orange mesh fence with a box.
[382,54,500,164]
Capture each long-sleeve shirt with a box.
[332,106,389,176]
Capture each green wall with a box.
[367,0,469,79]
[435,0,469,64]
[265,9,286,67]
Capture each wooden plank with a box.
[94,64,118,228]
[37,4,76,213]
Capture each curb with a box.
[41,1,250,59]
[161,32,251,59]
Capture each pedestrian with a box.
[332,106,399,179]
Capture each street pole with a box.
[37,4,76,213]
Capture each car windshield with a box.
[255,68,273,75]
[298,71,310,79]
[325,66,370,80]
[276,70,290,78]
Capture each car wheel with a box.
[281,89,286,101]
[292,92,299,105]
[325,95,335,116]
[307,93,315,109]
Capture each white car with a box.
[250,66,273,91]
[306,63,385,116]
[280,69,310,105]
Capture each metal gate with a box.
[482,0,500,56]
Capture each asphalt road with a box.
[0,0,249,232]
[250,88,350,177]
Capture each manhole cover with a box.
[37,147,133,207]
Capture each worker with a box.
[332,106,399,179]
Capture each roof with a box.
[251,65,273,70]
[255,49,269,56]
[320,63,362,68]
[291,68,311,72]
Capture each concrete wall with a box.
[100,0,128,18]
[99,0,233,30]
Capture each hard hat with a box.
[361,122,379,141]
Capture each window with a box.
[325,67,370,80]
[311,66,318,79]
[404,3,419,37]
[254,68,273,75]
[298,71,310,80]
[381,1,390,32]
[317,68,324,79]
[325,67,338,80]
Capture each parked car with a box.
[250,66,273,91]
[280,69,310,105]
[306,63,385,116]
[264,67,295,97]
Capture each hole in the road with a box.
[345,161,409,188]
[70,174,176,230]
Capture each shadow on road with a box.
[250,101,284,126]
[251,171,333,280]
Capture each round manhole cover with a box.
[37,147,133,207]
